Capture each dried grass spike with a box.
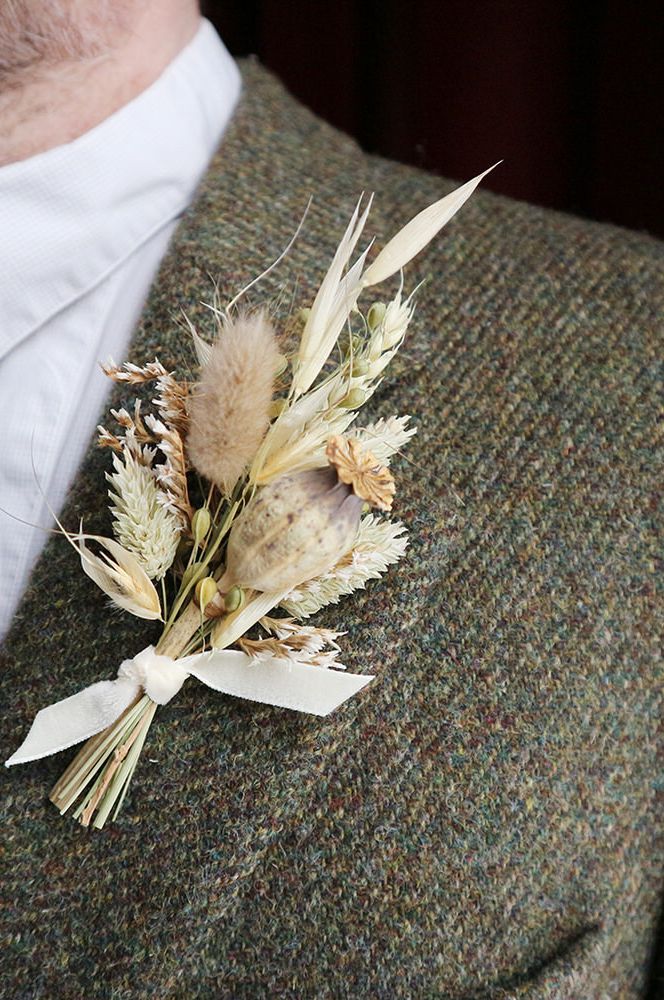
[326,435,395,511]
[154,373,189,436]
[187,311,280,494]
[101,358,169,384]
[143,415,193,528]
[97,426,123,452]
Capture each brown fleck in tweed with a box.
[1,59,662,999]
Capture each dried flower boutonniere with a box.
[6,166,495,828]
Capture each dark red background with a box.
[203,0,663,238]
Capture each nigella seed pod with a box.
[220,468,364,594]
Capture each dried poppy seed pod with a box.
[219,468,364,594]
[217,435,395,596]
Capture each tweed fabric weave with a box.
[1,60,662,999]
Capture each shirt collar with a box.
[0,18,241,363]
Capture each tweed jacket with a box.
[1,60,662,999]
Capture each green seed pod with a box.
[367,301,387,331]
[339,387,366,409]
[195,576,218,611]
[221,468,364,593]
[191,507,212,545]
[223,585,245,613]
[350,358,369,377]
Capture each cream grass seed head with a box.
[106,449,181,581]
[280,513,408,618]
[352,415,417,465]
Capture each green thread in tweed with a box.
[1,59,662,999]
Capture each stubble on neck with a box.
[0,0,200,166]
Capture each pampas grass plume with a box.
[187,310,280,494]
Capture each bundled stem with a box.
[49,602,205,829]
[48,491,241,830]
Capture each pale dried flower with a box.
[219,466,364,594]
[106,449,181,580]
[281,514,408,618]
[352,415,417,465]
[326,435,395,511]
[187,310,280,494]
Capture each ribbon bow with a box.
[5,645,374,767]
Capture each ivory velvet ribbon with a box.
[5,645,374,767]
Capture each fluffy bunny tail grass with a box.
[187,310,280,495]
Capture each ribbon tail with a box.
[5,677,141,767]
[182,649,374,717]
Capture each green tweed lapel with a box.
[2,59,663,998]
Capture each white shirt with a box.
[0,19,241,641]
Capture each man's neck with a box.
[0,1,200,167]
